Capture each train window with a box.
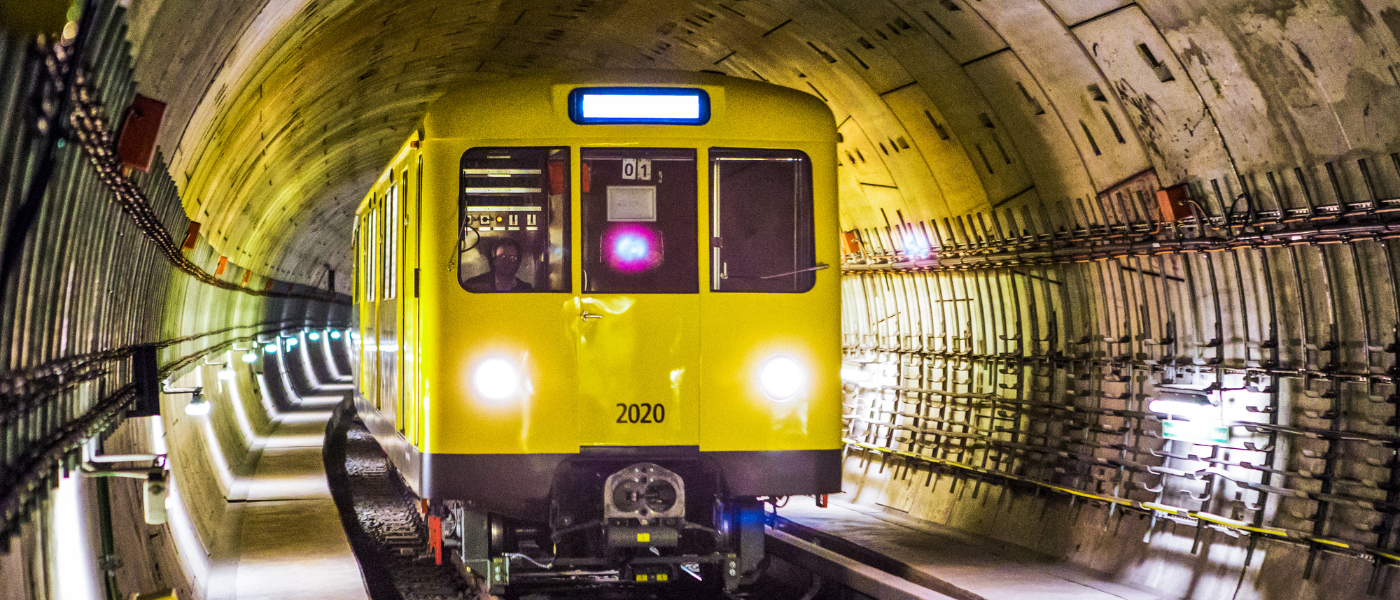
[386,177,397,300]
[369,205,379,301]
[580,148,698,294]
[458,147,571,293]
[709,148,816,293]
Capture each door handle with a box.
[581,312,603,321]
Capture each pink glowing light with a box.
[602,225,664,273]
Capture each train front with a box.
[415,72,842,594]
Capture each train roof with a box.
[421,70,838,145]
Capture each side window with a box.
[580,147,697,293]
[459,147,571,293]
[368,206,379,301]
[387,176,397,300]
[709,148,815,293]
[380,195,390,301]
[355,220,365,303]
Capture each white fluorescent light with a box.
[581,94,700,120]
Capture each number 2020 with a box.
[616,403,664,424]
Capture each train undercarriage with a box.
[427,456,767,596]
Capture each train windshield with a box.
[709,148,816,293]
[580,148,698,293]
[458,147,571,293]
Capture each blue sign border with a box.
[568,87,711,125]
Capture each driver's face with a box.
[493,244,520,276]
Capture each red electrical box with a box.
[1156,184,1193,222]
[840,230,863,255]
[117,94,166,172]
[181,222,201,251]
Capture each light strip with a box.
[462,169,541,175]
[464,188,542,194]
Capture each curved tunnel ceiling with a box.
[123,0,1400,290]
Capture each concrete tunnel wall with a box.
[5,0,1400,599]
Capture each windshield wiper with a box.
[718,263,830,280]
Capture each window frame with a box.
[457,146,573,294]
[708,147,817,294]
[579,146,699,295]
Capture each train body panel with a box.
[353,71,840,591]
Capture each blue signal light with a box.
[569,87,710,125]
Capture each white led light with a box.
[759,355,805,401]
[264,345,278,354]
[285,338,299,348]
[330,330,342,340]
[185,397,211,416]
[475,359,520,400]
[308,332,321,341]
[217,370,235,381]
[581,93,700,120]
[839,364,872,384]
[242,352,258,363]
[1148,399,1213,421]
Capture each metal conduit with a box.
[843,172,1400,591]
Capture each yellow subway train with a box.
[351,70,840,594]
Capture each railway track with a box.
[324,398,948,600]
[325,401,478,600]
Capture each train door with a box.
[399,167,413,437]
[575,148,700,447]
[409,155,423,446]
[699,148,838,452]
[367,198,381,410]
[455,146,576,454]
[383,179,400,425]
[353,218,365,391]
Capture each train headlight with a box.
[474,358,520,400]
[758,355,804,401]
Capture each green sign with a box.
[1162,420,1229,445]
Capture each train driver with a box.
[464,237,534,292]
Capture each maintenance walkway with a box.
[204,344,368,600]
[776,496,1162,600]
